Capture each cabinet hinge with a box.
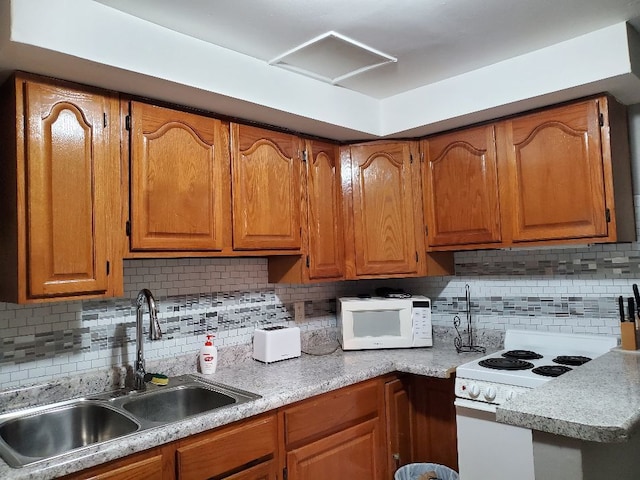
[283,467,288,480]
[410,153,414,164]
[599,112,605,127]
[605,208,611,223]
[420,151,424,163]
[126,220,131,236]
[415,251,419,263]
[106,261,110,275]
[103,113,107,128]
[302,149,308,163]
[125,115,131,131]
[306,255,310,268]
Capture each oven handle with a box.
[455,398,497,413]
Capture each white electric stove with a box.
[454,329,618,480]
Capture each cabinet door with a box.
[385,378,413,475]
[231,124,302,250]
[286,419,383,480]
[423,125,501,247]
[501,99,608,242]
[130,102,230,251]
[24,80,115,298]
[411,376,458,471]
[306,140,344,280]
[348,142,421,276]
[176,414,277,480]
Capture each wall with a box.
[2,106,640,391]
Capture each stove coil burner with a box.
[552,355,591,366]
[479,358,534,370]
[502,350,543,360]
[532,365,572,377]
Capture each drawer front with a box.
[177,414,277,480]
[284,380,380,448]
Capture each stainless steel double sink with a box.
[0,375,260,468]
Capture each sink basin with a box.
[123,386,236,423]
[0,401,139,467]
[0,375,260,469]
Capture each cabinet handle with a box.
[393,453,400,469]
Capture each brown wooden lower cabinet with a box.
[410,375,458,471]
[61,375,457,480]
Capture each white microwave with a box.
[337,296,432,350]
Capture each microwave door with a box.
[348,309,413,349]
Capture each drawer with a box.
[283,380,380,448]
[176,414,277,480]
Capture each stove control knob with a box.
[484,387,497,402]
[506,390,516,401]
[468,384,480,398]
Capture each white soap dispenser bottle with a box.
[200,334,217,374]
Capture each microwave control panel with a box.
[412,299,433,347]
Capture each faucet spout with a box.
[134,289,162,390]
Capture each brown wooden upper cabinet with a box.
[128,101,231,252]
[231,124,303,251]
[268,140,345,283]
[342,141,427,278]
[422,124,502,248]
[422,95,635,251]
[0,74,123,303]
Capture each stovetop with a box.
[455,330,618,403]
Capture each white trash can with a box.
[394,463,459,480]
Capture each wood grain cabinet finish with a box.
[286,418,383,480]
[422,125,502,248]
[305,140,345,280]
[385,377,414,476]
[267,140,345,283]
[282,379,386,480]
[424,95,634,251]
[176,414,277,480]
[0,74,123,303]
[410,376,458,472]
[60,449,168,480]
[343,141,426,278]
[499,96,633,244]
[231,124,303,250]
[129,101,230,252]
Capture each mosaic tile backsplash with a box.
[2,108,640,390]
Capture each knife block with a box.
[620,322,638,350]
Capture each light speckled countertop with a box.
[497,348,640,443]
[0,342,485,480]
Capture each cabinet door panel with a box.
[350,143,419,276]
[287,419,382,480]
[385,378,413,475]
[130,102,229,251]
[503,99,607,242]
[177,414,276,480]
[232,124,302,250]
[24,81,110,297]
[306,140,344,280]
[424,125,501,247]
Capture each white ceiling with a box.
[95,0,640,99]
[3,0,640,140]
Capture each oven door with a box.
[455,398,535,480]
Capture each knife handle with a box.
[628,297,636,322]
[619,296,626,322]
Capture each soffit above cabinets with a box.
[2,0,640,141]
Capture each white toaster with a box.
[253,326,301,363]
